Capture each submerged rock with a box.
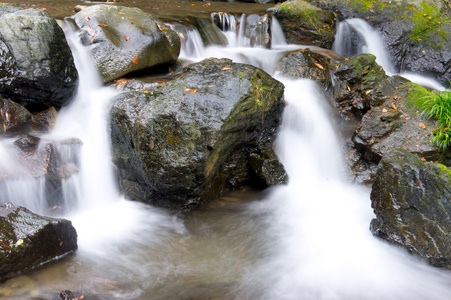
[69,5,180,82]
[111,58,285,210]
[0,5,78,110]
[0,202,78,281]
[370,150,451,269]
[268,0,336,48]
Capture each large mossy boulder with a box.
[69,5,180,83]
[346,82,444,184]
[370,150,451,269]
[268,0,336,48]
[0,5,78,110]
[110,58,286,210]
[0,202,78,281]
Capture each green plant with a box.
[417,91,451,151]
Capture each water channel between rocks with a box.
[1,1,451,299]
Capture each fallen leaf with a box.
[16,239,23,246]
[59,241,64,246]
[0,240,10,248]
[378,66,383,71]
[416,178,420,186]
[143,90,148,93]
[222,66,231,71]
[421,157,427,162]
[157,83,164,87]
[85,16,90,22]
[391,103,397,110]
[88,25,92,32]
[129,17,133,20]
[365,89,373,95]
[190,89,197,93]
[202,2,211,7]
[124,34,130,41]
[288,51,298,55]
[90,34,96,44]
[419,122,426,129]
[313,55,321,62]
[98,23,108,27]
[184,88,191,92]
[346,83,351,91]
[2,123,6,132]
[313,62,324,70]
[382,108,388,113]
[132,56,138,65]
[157,24,167,31]
[115,78,129,89]
[149,140,154,150]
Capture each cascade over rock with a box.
[110,58,286,210]
[68,5,181,83]
[0,5,78,110]
[305,0,451,85]
[370,150,451,269]
[0,202,78,281]
[268,0,336,48]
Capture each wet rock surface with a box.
[110,58,285,210]
[69,5,180,82]
[0,202,78,281]
[0,5,78,110]
[268,0,336,48]
[370,150,451,269]
[0,98,32,136]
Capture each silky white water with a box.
[1,14,451,300]
[334,18,447,91]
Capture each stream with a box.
[1,1,451,299]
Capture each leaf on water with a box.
[98,23,108,27]
[419,122,426,129]
[391,103,397,110]
[132,56,138,65]
[313,62,324,70]
[221,66,231,71]
[124,34,130,41]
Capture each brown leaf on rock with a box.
[391,103,397,110]
[419,122,426,129]
[98,23,108,27]
[124,34,130,41]
[313,62,324,70]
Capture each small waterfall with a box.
[334,18,446,90]
[270,16,287,47]
[168,23,205,59]
[239,78,451,300]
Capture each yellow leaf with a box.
[391,103,397,110]
[184,88,191,92]
[132,56,138,65]
[191,89,197,93]
[88,25,92,32]
[98,23,108,27]
[419,122,426,129]
[313,62,324,70]
[143,90,148,93]
[16,239,23,246]
[382,108,388,113]
[421,157,427,162]
[222,66,231,71]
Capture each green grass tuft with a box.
[416,91,451,151]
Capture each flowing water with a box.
[1,7,451,300]
[333,18,447,91]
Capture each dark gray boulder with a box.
[0,202,77,281]
[370,150,451,269]
[110,58,285,210]
[0,6,78,110]
[69,5,180,82]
